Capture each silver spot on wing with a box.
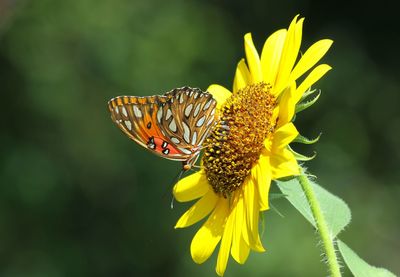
[122,107,128,117]
[133,105,142,118]
[178,147,192,155]
[182,121,191,143]
[207,117,214,126]
[169,118,177,132]
[191,131,197,145]
[196,115,206,127]
[165,109,172,121]
[171,137,180,144]
[203,99,213,110]
[125,120,132,130]
[193,103,201,117]
[184,103,193,117]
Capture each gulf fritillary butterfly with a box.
[108,87,218,171]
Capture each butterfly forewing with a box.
[108,94,186,160]
[108,87,217,166]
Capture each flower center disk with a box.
[203,83,276,197]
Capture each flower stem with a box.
[297,172,342,277]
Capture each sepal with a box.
[295,90,321,113]
[288,146,317,161]
[301,88,318,100]
[293,133,321,145]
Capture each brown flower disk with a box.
[203,83,276,197]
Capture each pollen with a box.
[203,83,276,198]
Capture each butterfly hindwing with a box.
[158,87,217,154]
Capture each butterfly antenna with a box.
[162,167,185,209]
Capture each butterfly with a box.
[108,87,218,171]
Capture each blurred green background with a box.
[1,0,399,276]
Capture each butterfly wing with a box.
[108,87,217,163]
[157,87,217,155]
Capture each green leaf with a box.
[337,240,397,277]
[275,178,351,237]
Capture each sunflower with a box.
[173,15,332,276]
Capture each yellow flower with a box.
[173,15,332,276]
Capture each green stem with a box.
[297,172,342,277]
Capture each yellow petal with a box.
[207,84,231,110]
[243,178,265,252]
[274,16,304,95]
[277,82,296,126]
[254,155,271,211]
[260,29,287,87]
[270,148,300,179]
[175,190,219,228]
[294,64,332,103]
[191,198,228,264]
[232,228,250,264]
[230,191,250,264]
[173,171,209,202]
[244,33,262,83]
[233,59,251,93]
[273,123,299,150]
[216,203,234,276]
[290,39,333,82]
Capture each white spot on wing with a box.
[207,117,214,126]
[203,99,213,110]
[178,147,192,155]
[184,104,193,117]
[125,120,132,130]
[171,137,180,144]
[122,107,128,117]
[114,106,119,114]
[165,109,172,120]
[196,115,206,127]
[169,118,177,132]
[179,93,184,104]
[210,108,215,116]
[193,103,201,117]
[191,131,197,145]
[133,105,142,118]
[182,122,191,143]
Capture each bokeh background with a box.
[1,0,399,276]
